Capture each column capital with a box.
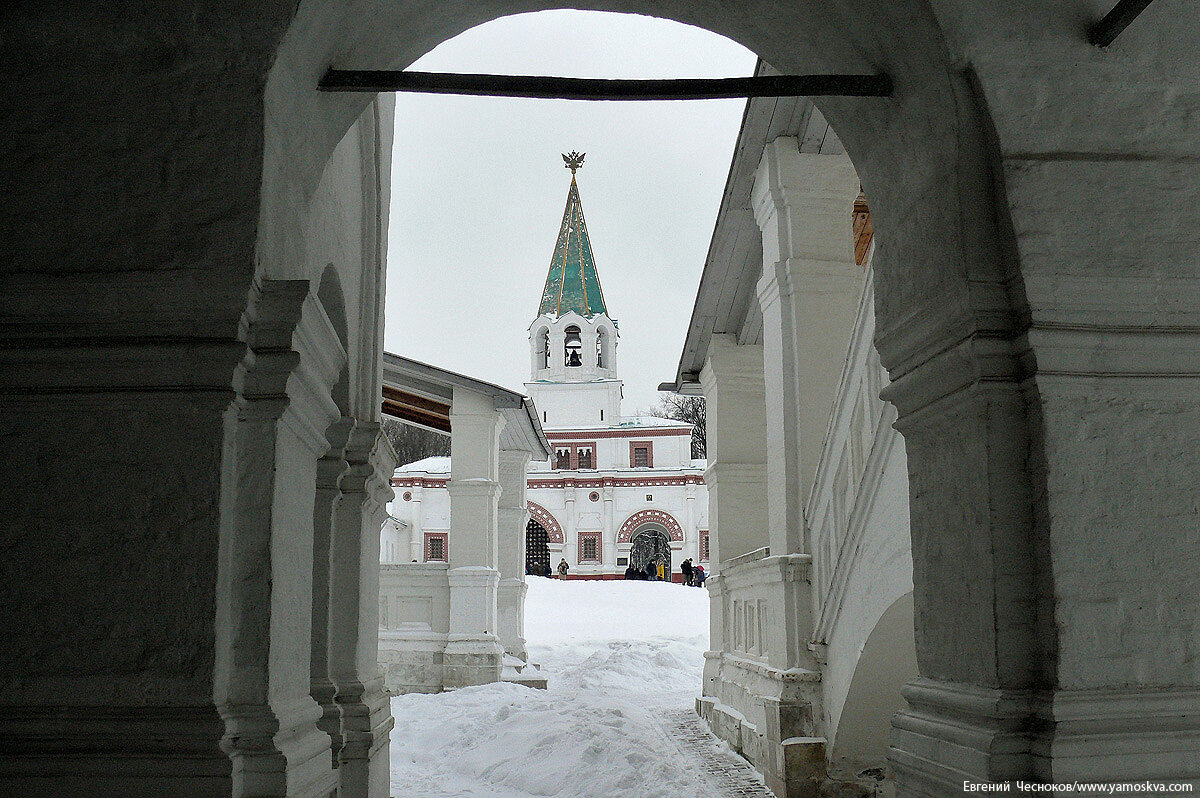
[751,137,860,267]
[699,334,764,391]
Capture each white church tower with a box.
[525,151,622,428]
[391,154,708,583]
[519,153,709,578]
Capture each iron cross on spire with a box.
[562,151,585,175]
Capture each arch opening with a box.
[261,2,1051,794]
[829,592,917,783]
[563,325,582,368]
[628,526,671,577]
[525,518,551,576]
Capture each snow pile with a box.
[389,578,715,797]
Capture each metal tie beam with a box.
[1090,0,1156,46]
[318,70,893,99]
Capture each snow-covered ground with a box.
[388,578,756,797]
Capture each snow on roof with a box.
[394,456,451,475]
[618,415,691,428]
[690,459,708,469]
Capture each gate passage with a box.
[526,518,550,575]
[629,528,671,576]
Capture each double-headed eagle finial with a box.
[562,151,585,175]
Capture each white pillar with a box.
[326,423,395,797]
[684,483,699,564]
[601,484,615,568]
[582,325,600,371]
[561,484,577,570]
[497,448,531,661]
[751,138,862,557]
[444,386,505,688]
[699,334,768,568]
[408,486,423,563]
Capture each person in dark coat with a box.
[694,564,706,586]
[644,560,657,581]
[681,558,693,586]
[557,558,569,577]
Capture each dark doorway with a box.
[629,528,671,578]
[526,518,550,575]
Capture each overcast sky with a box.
[383,11,757,413]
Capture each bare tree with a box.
[381,416,450,467]
[650,393,706,459]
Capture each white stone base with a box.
[497,577,529,662]
[888,680,1200,792]
[379,626,447,694]
[443,636,505,689]
[1047,686,1200,784]
[0,704,231,798]
[699,651,831,798]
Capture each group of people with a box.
[619,557,705,586]
[679,558,706,587]
[525,559,562,578]
[528,557,706,585]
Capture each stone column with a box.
[684,483,699,565]
[561,483,577,569]
[582,325,600,371]
[444,386,505,688]
[496,448,532,661]
[217,282,346,797]
[408,484,424,563]
[699,333,768,705]
[699,333,768,567]
[751,137,862,557]
[601,483,615,567]
[326,423,396,797]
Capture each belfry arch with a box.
[5,1,1199,797]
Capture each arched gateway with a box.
[628,527,671,577]
[9,1,1198,797]
[525,518,551,575]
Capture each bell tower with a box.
[526,152,622,429]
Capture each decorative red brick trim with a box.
[545,427,689,440]
[391,477,448,489]
[424,532,448,562]
[629,441,653,468]
[527,475,703,489]
[578,531,602,563]
[527,501,564,543]
[617,509,683,543]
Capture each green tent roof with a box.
[538,175,608,319]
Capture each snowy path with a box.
[388,579,773,798]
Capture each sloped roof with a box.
[538,174,608,319]
[394,456,451,475]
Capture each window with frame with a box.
[631,443,651,468]
[555,447,571,470]
[700,530,710,562]
[579,532,601,563]
[425,533,448,562]
[577,446,593,469]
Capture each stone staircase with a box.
[501,654,548,689]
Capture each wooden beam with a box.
[381,385,452,433]
[1090,0,1155,46]
[319,70,893,100]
